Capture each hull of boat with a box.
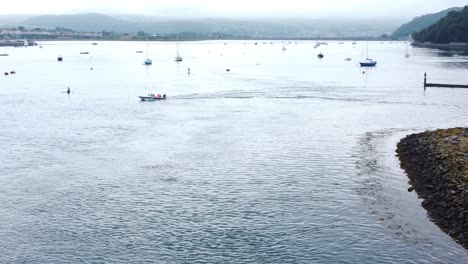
[139,96,166,101]
[360,62,377,67]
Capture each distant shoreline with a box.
[25,37,394,42]
[412,42,468,50]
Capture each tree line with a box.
[412,6,468,44]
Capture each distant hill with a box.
[391,7,463,39]
[24,13,137,33]
[20,13,401,38]
[0,14,32,27]
[412,6,468,44]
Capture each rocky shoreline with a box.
[396,128,467,249]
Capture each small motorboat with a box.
[318,53,324,59]
[57,56,63,61]
[136,51,143,53]
[91,42,98,45]
[139,93,166,101]
[345,58,352,61]
[80,52,89,55]
[0,53,8,56]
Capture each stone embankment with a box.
[396,128,467,249]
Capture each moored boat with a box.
[144,37,152,65]
[175,39,183,62]
[144,58,152,65]
[359,40,377,67]
[359,58,377,67]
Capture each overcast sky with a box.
[1,0,466,19]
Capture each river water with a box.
[0,41,467,263]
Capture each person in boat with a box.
[67,87,70,94]
[163,94,166,99]
[157,94,161,98]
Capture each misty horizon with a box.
[1,0,467,20]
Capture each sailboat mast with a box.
[146,43,149,59]
[366,40,369,59]
[145,34,149,59]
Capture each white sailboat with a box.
[174,35,183,62]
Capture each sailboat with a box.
[174,35,183,62]
[144,58,152,65]
[144,38,152,65]
[405,42,410,58]
[360,40,377,67]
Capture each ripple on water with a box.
[1,41,468,263]
[354,128,468,262]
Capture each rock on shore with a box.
[396,128,467,249]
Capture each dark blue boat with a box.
[360,58,377,67]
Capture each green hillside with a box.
[391,7,462,39]
[412,6,468,44]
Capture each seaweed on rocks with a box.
[396,128,468,249]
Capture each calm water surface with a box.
[0,41,467,263]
